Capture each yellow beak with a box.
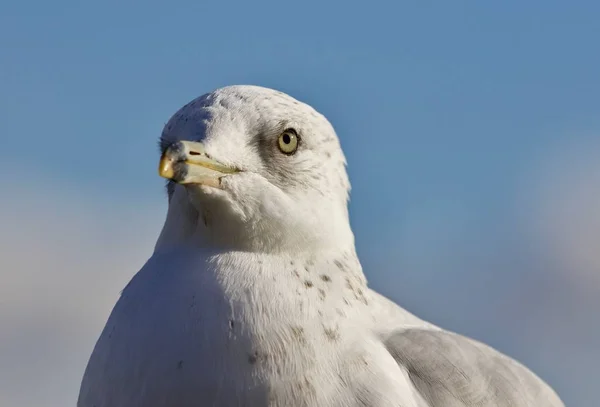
[158,141,238,188]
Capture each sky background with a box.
[1,1,599,406]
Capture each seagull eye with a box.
[277,129,299,155]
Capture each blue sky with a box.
[1,1,599,406]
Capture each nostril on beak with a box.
[189,150,201,156]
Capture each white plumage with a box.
[78,85,563,406]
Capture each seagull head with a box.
[155,85,354,254]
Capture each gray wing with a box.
[384,329,564,407]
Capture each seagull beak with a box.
[158,141,239,188]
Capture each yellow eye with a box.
[277,129,299,155]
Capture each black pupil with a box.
[282,133,291,144]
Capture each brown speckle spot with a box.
[298,376,317,396]
[334,259,346,272]
[248,351,259,364]
[318,288,326,300]
[323,326,340,341]
[320,274,331,282]
[292,270,300,278]
[304,280,314,288]
[353,289,369,305]
[291,326,306,343]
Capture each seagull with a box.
[78,85,564,407]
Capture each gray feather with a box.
[384,329,564,407]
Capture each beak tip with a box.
[158,156,175,179]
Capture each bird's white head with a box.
[155,85,354,254]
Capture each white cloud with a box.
[0,174,165,407]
